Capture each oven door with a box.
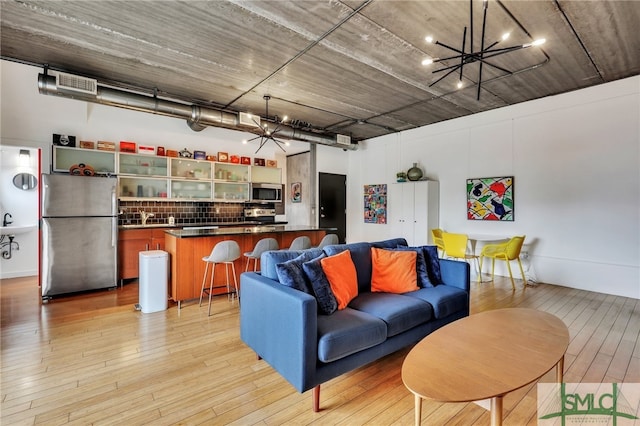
[251,184,282,202]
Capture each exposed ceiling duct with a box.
[37,72,357,151]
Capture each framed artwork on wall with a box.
[364,184,387,224]
[467,176,514,221]
[291,182,301,203]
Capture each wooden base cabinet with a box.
[165,230,326,306]
[118,228,168,280]
[388,181,439,246]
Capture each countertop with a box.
[119,221,288,230]
[165,225,335,238]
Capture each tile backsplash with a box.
[118,201,246,226]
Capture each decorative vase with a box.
[407,163,423,181]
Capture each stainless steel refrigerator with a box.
[41,174,118,299]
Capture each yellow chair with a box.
[442,232,480,279]
[431,228,445,257]
[479,235,527,289]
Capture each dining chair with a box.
[441,231,481,279]
[431,228,445,257]
[479,235,527,289]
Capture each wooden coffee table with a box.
[402,308,569,426]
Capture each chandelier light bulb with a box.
[421,58,434,66]
[532,38,546,46]
[242,139,247,144]
[502,32,510,41]
[282,115,288,122]
[425,36,434,44]
[457,80,463,89]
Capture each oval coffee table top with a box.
[402,308,569,403]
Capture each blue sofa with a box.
[240,238,470,411]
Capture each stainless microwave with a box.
[251,183,282,202]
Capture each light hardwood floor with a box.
[1,275,638,425]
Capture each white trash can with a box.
[138,250,168,313]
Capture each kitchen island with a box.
[164,225,333,309]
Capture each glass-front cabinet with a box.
[170,158,212,180]
[119,177,169,199]
[250,165,281,184]
[170,180,212,200]
[119,153,168,176]
[213,182,249,202]
[213,163,249,182]
[53,145,116,175]
[51,146,280,202]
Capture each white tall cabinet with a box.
[388,180,439,246]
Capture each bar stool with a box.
[316,233,339,248]
[199,240,241,316]
[244,237,279,272]
[289,236,311,250]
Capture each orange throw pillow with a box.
[371,247,418,293]
[321,250,358,310]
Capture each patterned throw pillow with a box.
[421,245,443,284]
[370,248,419,293]
[275,251,318,295]
[302,254,338,315]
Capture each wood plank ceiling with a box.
[1,0,638,144]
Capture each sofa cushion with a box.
[261,248,324,281]
[275,250,319,295]
[349,292,433,337]
[404,285,468,319]
[321,250,358,310]
[371,248,418,293]
[390,246,433,288]
[302,254,338,315]
[324,238,408,293]
[317,308,387,363]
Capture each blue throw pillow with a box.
[421,245,443,285]
[302,254,338,315]
[393,246,434,288]
[275,251,318,295]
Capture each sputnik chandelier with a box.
[421,0,546,100]
[242,95,290,153]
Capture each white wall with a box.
[347,76,640,299]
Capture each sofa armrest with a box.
[240,272,318,392]
[439,258,471,293]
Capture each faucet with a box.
[3,213,13,227]
[138,210,154,226]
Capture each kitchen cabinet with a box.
[119,152,168,176]
[52,145,116,175]
[388,181,439,246]
[250,165,281,184]
[118,228,168,280]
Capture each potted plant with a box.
[396,172,407,182]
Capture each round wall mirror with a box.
[13,173,38,190]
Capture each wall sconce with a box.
[19,149,30,166]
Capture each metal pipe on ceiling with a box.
[37,73,356,150]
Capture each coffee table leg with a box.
[490,396,503,426]
[556,355,565,383]
[414,394,422,426]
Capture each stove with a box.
[244,208,276,224]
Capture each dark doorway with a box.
[319,172,347,243]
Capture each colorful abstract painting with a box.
[467,176,514,221]
[364,184,387,224]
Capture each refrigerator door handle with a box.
[112,217,117,248]
[111,187,117,216]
